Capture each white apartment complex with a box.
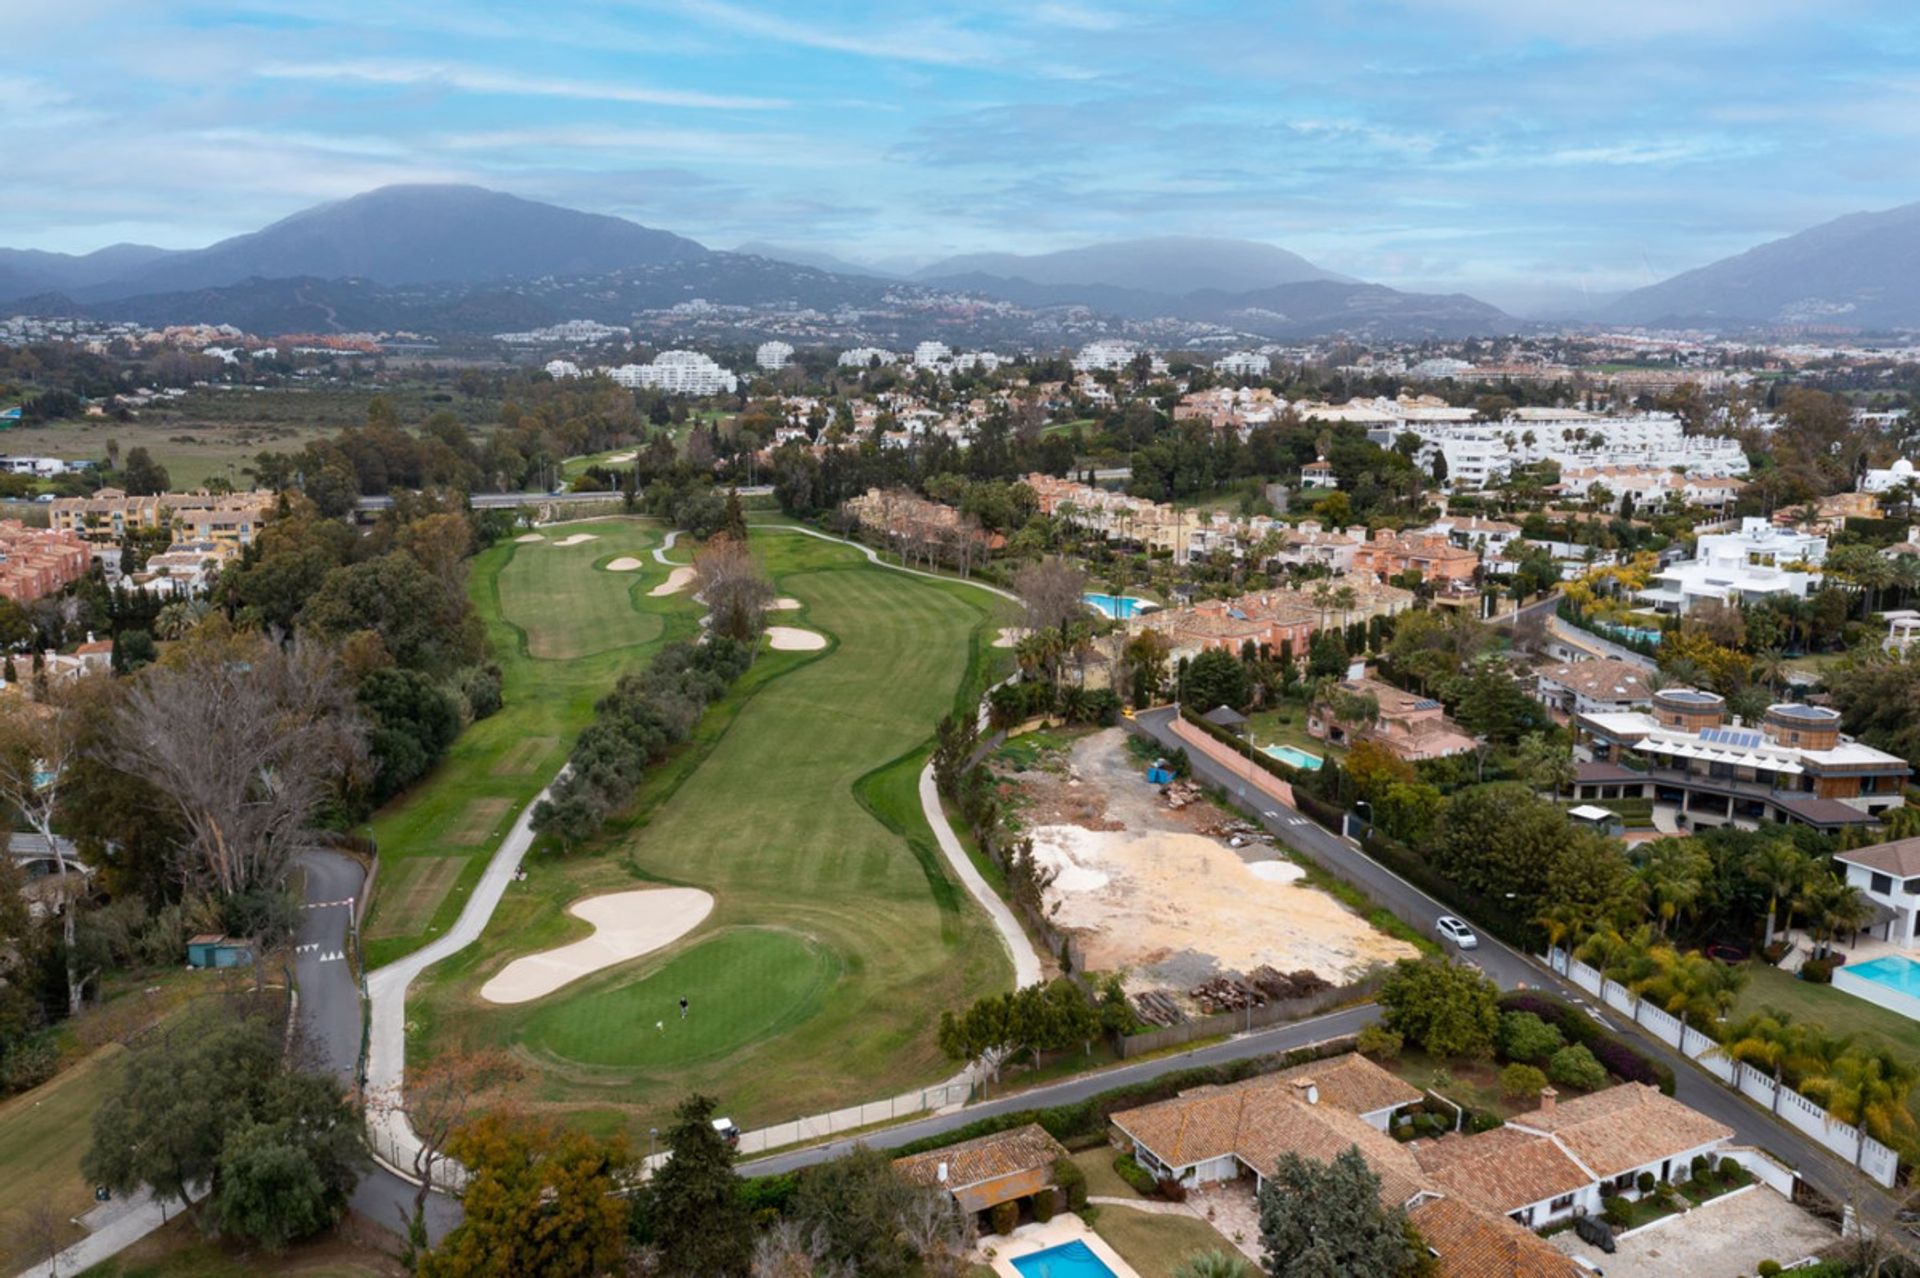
[838,346,898,368]
[608,350,739,395]
[1215,351,1270,378]
[1072,340,1140,372]
[755,340,795,370]
[544,359,583,379]
[913,341,952,368]
[1371,409,1750,492]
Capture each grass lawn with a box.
[362,519,704,966]
[407,528,1020,1134]
[1731,961,1920,1130]
[1240,707,1340,766]
[1071,1147,1147,1200]
[1088,1205,1237,1278]
[0,1042,128,1272]
[75,1214,403,1277]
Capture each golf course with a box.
[397,524,1019,1134]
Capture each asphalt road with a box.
[1128,707,1892,1214]
[295,849,462,1243]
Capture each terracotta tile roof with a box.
[1410,1196,1582,1278]
[892,1123,1067,1194]
[1508,1084,1732,1179]
[1271,1053,1424,1117]
[1413,1128,1592,1213]
[1535,659,1652,703]
[1837,837,1920,879]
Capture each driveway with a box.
[1549,1186,1836,1278]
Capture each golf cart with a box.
[712,1116,741,1148]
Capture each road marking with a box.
[320,950,346,963]
[304,898,355,910]
[295,942,320,954]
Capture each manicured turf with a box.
[0,1042,127,1272]
[409,529,1019,1131]
[1090,1205,1239,1278]
[522,927,838,1069]
[1733,961,1920,1130]
[363,519,702,967]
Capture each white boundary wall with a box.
[1546,949,1900,1187]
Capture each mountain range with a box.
[5,184,1918,341]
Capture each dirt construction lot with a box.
[1004,729,1416,996]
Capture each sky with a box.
[5,0,1920,312]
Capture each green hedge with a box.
[1113,1153,1159,1196]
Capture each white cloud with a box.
[256,58,787,110]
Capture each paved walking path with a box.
[11,1187,201,1278]
[919,761,1044,987]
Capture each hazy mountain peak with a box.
[914,235,1349,296]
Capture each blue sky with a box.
[5,0,1920,309]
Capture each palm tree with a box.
[1714,1011,1832,1112]
[1638,841,1710,936]
[1808,875,1874,958]
[1801,1048,1920,1149]
[1637,946,1747,1034]
[1751,647,1790,696]
[1536,902,1587,954]
[1747,842,1811,951]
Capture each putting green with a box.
[520,928,837,1069]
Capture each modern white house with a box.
[1835,838,1920,947]
[1861,458,1918,495]
[1638,517,1826,615]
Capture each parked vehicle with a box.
[1436,915,1478,950]
[1573,1212,1616,1253]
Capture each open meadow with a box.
[405,528,1020,1135]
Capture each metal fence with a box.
[1547,948,1901,1187]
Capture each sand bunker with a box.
[992,627,1028,649]
[605,451,637,463]
[769,597,803,611]
[604,557,645,572]
[766,626,828,651]
[515,533,545,543]
[552,533,599,547]
[480,887,715,1005]
[649,566,697,597]
[1028,822,1416,984]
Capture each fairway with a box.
[496,539,665,660]
[0,1042,126,1271]
[363,519,702,967]
[411,528,1019,1129]
[522,927,838,1069]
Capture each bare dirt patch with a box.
[649,566,696,597]
[492,736,559,777]
[448,796,513,846]
[604,556,645,572]
[766,626,828,651]
[1001,730,1416,998]
[481,887,716,1004]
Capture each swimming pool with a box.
[1083,592,1151,620]
[1263,744,1324,771]
[1834,955,1920,1021]
[1013,1240,1120,1278]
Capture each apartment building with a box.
[50,488,277,551]
[0,522,91,602]
[755,340,795,370]
[1137,579,1413,661]
[1213,350,1270,378]
[1378,410,1750,493]
[1350,528,1479,584]
[608,350,739,395]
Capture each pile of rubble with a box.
[1160,779,1206,810]
[1189,975,1265,1012]
[1248,966,1333,1001]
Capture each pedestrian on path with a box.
[679,996,689,1020]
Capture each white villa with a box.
[1638,518,1826,615]
[1836,838,1920,947]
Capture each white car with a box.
[1436,915,1479,950]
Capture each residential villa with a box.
[892,1123,1068,1222]
[1532,659,1654,719]
[1835,837,1920,948]
[1299,456,1338,489]
[1109,1053,1745,1277]
[1569,688,1908,832]
[1350,529,1479,586]
[1266,520,1360,573]
[1137,581,1414,662]
[1638,517,1826,616]
[1309,668,1478,761]
[843,487,999,560]
[1418,515,1522,558]
[128,540,233,597]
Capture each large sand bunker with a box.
[1029,823,1415,985]
[766,626,828,651]
[515,533,545,543]
[604,557,645,572]
[480,887,716,1005]
[649,566,696,596]
[552,533,599,547]
[992,627,1027,649]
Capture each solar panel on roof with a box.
[1699,727,1763,748]
[1413,699,1441,711]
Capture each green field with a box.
[362,519,702,966]
[0,1043,127,1271]
[1732,961,1920,1131]
[1091,1205,1237,1277]
[407,529,1018,1133]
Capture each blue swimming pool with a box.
[1083,592,1150,620]
[1834,955,1920,1022]
[1013,1240,1120,1278]
[1263,744,1324,771]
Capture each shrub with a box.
[1637,1172,1656,1195]
[1757,1261,1782,1277]
[1800,957,1835,984]
[989,1201,1018,1236]
[1497,1011,1565,1064]
[1690,1154,1709,1180]
[1052,1157,1088,1211]
[0,1035,58,1094]
[1500,1063,1549,1100]
[1032,1191,1056,1224]
[1114,1154,1159,1196]
[1548,1044,1609,1092]
[1355,1025,1403,1061]
[1719,1158,1749,1186]
[1601,1195,1630,1228]
[1498,991,1675,1095]
[1155,1177,1188,1204]
[1466,1110,1505,1134]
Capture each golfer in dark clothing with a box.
[679,996,689,1019]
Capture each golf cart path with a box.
[365,521,1029,1189]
